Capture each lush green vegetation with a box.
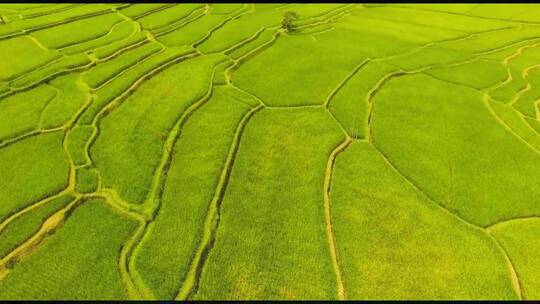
[0,132,69,223]
[0,35,60,81]
[133,87,252,299]
[30,13,123,49]
[371,74,540,227]
[0,199,138,300]
[1,3,539,301]
[490,219,540,299]
[91,54,224,205]
[0,85,57,141]
[331,142,518,299]
[0,193,74,258]
[196,107,344,300]
[82,41,163,89]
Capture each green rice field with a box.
[0,3,540,300]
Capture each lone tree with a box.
[281,11,299,32]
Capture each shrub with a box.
[281,11,298,32]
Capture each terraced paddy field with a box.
[1,3,540,300]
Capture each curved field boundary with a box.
[367,143,523,299]
[483,96,540,155]
[486,216,540,232]
[3,58,94,98]
[295,4,358,31]
[153,6,208,38]
[483,42,540,155]
[176,104,264,300]
[0,127,64,150]
[124,62,228,299]
[0,8,117,41]
[0,189,71,235]
[94,35,149,63]
[324,59,370,109]
[82,51,200,175]
[140,63,222,216]
[348,33,540,298]
[510,64,540,106]
[0,196,83,281]
[224,28,282,85]
[144,5,205,36]
[389,5,540,26]
[19,4,84,20]
[127,4,177,20]
[57,18,134,55]
[85,190,151,299]
[323,137,352,300]
[85,43,165,91]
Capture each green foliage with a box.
[281,11,298,31]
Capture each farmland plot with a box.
[0,3,539,301]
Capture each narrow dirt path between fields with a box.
[323,137,352,300]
